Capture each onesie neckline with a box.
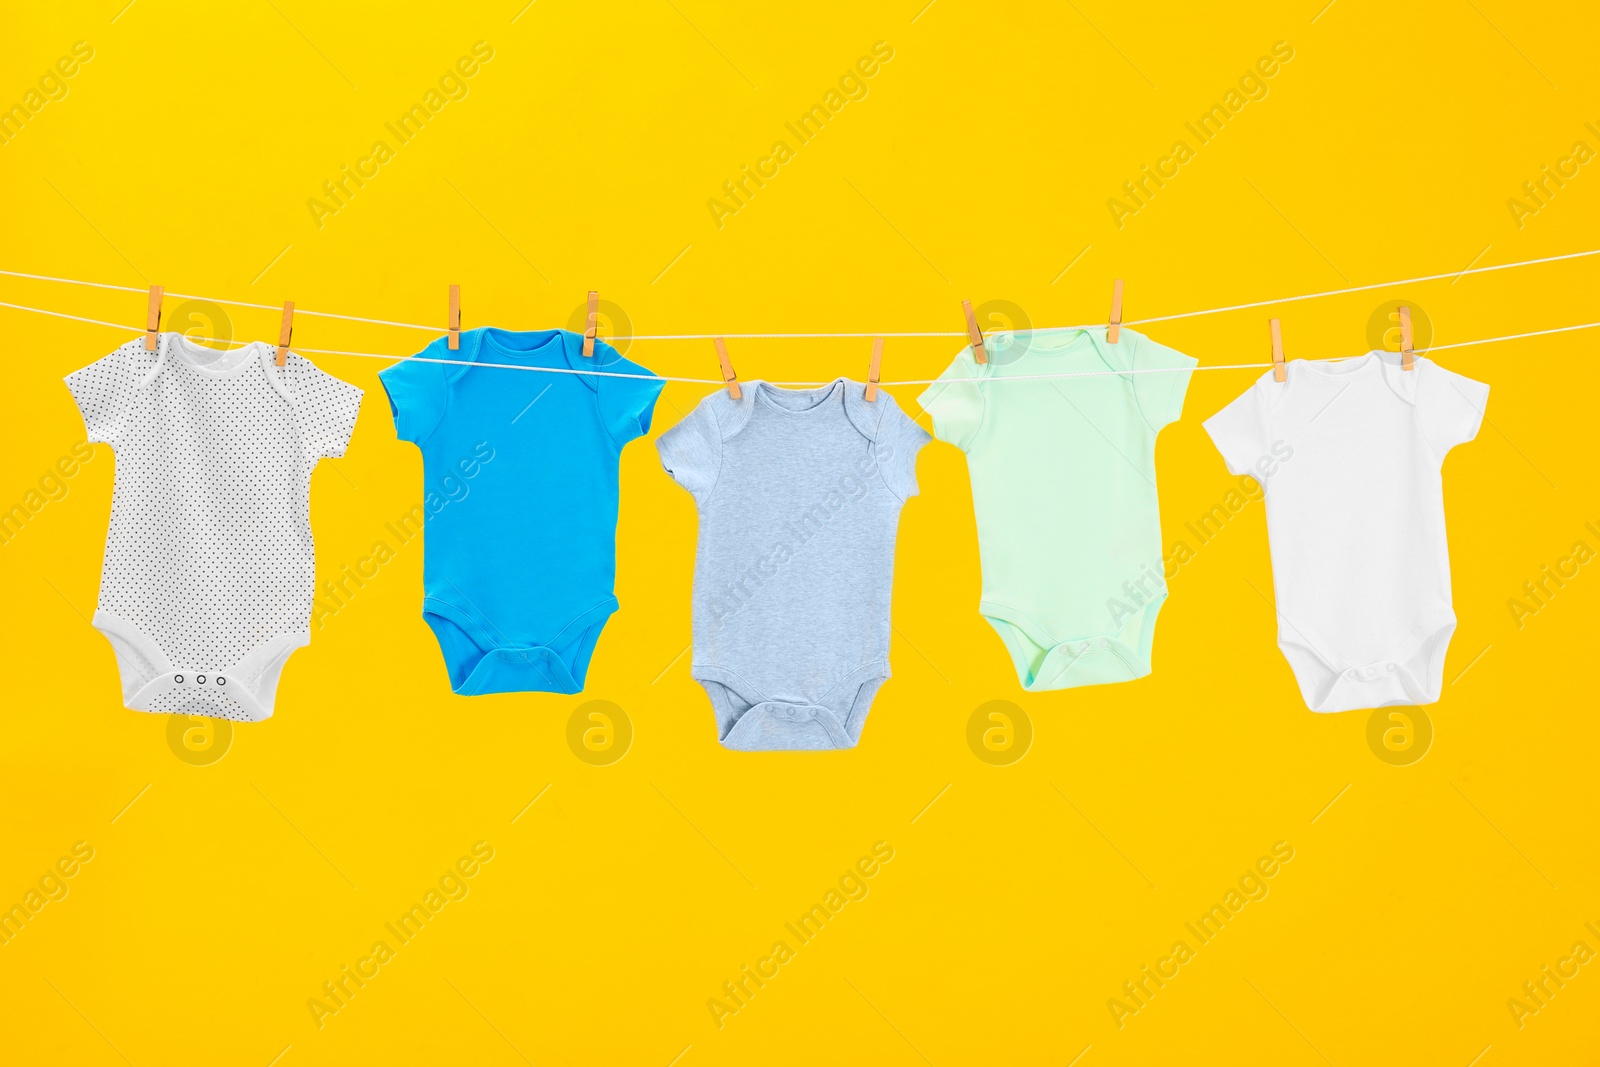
[1297,349,1421,405]
[987,326,1132,376]
[477,327,568,364]
[166,333,270,378]
[1013,327,1095,355]
[1300,350,1382,381]
[754,379,846,417]
[988,325,1101,361]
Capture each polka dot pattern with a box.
[147,685,246,720]
[66,335,362,719]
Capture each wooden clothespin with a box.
[275,301,294,367]
[448,284,462,351]
[961,300,988,364]
[144,285,163,351]
[1107,279,1125,343]
[1269,318,1286,383]
[1398,305,1415,371]
[582,290,599,358]
[714,337,741,399]
[865,338,884,402]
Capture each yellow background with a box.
[3,1,1597,1063]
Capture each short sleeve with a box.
[1131,332,1197,430]
[1417,363,1488,457]
[916,346,986,450]
[1203,378,1271,477]
[378,345,450,444]
[872,393,931,500]
[592,343,665,447]
[65,343,144,445]
[285,358,363,460]
[657,398,723,500]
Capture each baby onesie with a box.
[379,328,662,695]
[66,333,362,720]
[919,326,1195,691]
[1203,352,1488,713]
[658,380,928,751]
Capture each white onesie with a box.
[1203,352,1487,713]
[66,333,362,721]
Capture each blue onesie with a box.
[379,328,663,695]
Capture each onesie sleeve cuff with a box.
[916,354,986,451]
[64,372,113,445]
[657,403,722,499]
[1203,409,1258,477]
[876,398,932,500]
[596,354,667,448]
[65,346,140,446]
[1132,333,1198,431]
[322,380,364,459]
[1459,380,1488,444]
[378,358,445,444]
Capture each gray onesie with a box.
[658,379,929,751]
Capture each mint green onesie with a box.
[918,327,1195,691]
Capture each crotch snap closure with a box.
[170,673,228,686]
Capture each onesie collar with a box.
[139,332,286,402]
[714,379,884,441]
[989,325,1138,375]
[458,327,604,391]
[1298,350,1420,405]
[752,378,846,418]
[167,332,269,377]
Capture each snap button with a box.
[174,674,184,684]
[216,676,226,685]
[197,675,207,684]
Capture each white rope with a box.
[295,345,727,383]
[306,344,1271,382]
[1425,321,1599,353]
[0,301,138,333]
[1124,247,1600,327]
[4,297,1593,386]
[2,245,1596,340]
[0,271,439,332]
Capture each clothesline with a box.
[2,296,1595,384]
[304,321,1600,383]
[1,245,1597,339]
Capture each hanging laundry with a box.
[920,326,1196,691]
[379,328,661,695]
[1203,351,1488,713]
[65,334,362,720]
[658,379,928,750]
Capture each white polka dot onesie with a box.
[66,333,362,720]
